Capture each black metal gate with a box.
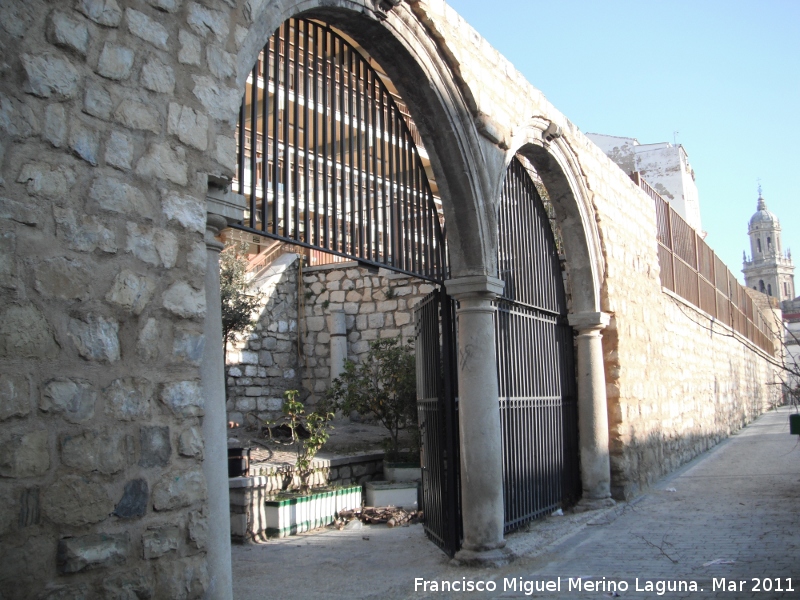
[415,288,460,556]
[497,157,581,531]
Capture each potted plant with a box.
[263,391,361,537]
[325,338,421,508]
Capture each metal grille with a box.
[416,288,460,556]
[233,18,447,282]
[496,158,581,532]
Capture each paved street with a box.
[232,406,800,599]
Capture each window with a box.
[757,239,762,252]
[767,284,772,296]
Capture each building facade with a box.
[742,192,795,302]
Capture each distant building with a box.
[742,192,795,302]
[587,133,702,231]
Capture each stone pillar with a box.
[201,213,234,599]
[328,310,347,382]
[567,311,615,509]
[445,275,510,565]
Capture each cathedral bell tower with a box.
[742,188,795,301]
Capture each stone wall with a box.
[225,257,435,424]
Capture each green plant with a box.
[325,337,417,461]
[267,390,334,493]
[220,241,265,368]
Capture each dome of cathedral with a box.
[748,196,779,230]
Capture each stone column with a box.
[445,275,510,565]
[328,310,347,382]
[567,311,615,509]
[201,213,233,599]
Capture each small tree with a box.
[325,337,418,461]
[220,241,264,369]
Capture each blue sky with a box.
[447,0,799,284]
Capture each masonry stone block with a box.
[91,176,154,219]
[139,426,171,468]
[0,304,59,359]
[102,569,154,599]
[54,208,117,254]
[57,533,130,574]
[178,426,203,458]
[187,3,228,42]
[0,429,50,478]
[152,468,207,511]
[97,43,134,81]
[162,281,206,318]
[142,526,180,559]
[41,379,96,424]
[178,29,202,65]
[187,509,208,550]
[160,381,204,418]
[191,75,239,124]
[106,270,155,314]
[0,374,29,421]
[34,257,92,300]
[126,223,178,268]
[206,45,236,79]
[68,314,120,362]
[61,429,127,475]
[17,163,76,198]
[105,377,154,421]
[173,328,205,365]
[126,9,169,50]
[214,135,237,173]
[77,0,123,27]
[136,142,188,185]
[141,57,176,94]
[162,191,206,233]
[42,475,113,526]
[168,103,209,151]
[21,53,80,99]
[43,104,66,148]
[83,84,113,120]
[114,478,149,519]
[47,11,90,56]
[114,99,160,134]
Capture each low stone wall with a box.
[229,452,383,543]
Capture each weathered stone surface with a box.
[77,0,123,27]
[206,45,235,79]
[57,533,130,574]
[19,486,40,528]
[173,328,204,365]
[148,0,181,12]
[47,11,90,56]
[178,30,201,65]
[125,223,178,268]
[0,373,29,421]
[135,142,187,185]
[137,318,160,361]
[91,175,154,218]
[187,509,207,549]
[0,304,59,359]
[68,314,120,362]
[69,121,100,165]
[44,104,66,147]
[142,526,180,558]
[34,256,92,300]
[61,430,127,474]
[102,569,154,599]
[187,240,206,273]
[160,381,204,418]
[37,583,90,599]
[106,270,155,314]
[97,43,134,80]
[0,430,50,477]
[152,468,206,511]
[21,53,79,99]
[126,9,169,50]
[162,190,205,232]
[162,281,206,318]
[139,426,171,467]
[0,487,16,535]
[0,230,15,288]
[113,478,149,519]
[41,379,96,424]
[187,3,228,42]
[83,84,113,120]
[0,196,39,227]
[114,99,160,133]
[105,377,154,420]
[105,130,134,170]
[167,103,208,151]
[42,475,113,526]
[178,426,203,457]
[192,75,239,124]
[214,135,236,172]
[155,557,208,600]
[0,93,38,139]
[17,163,76,198]
[141,57,175,93]
[54,208,117,254]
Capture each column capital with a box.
[205,213,227,252]
[444,275,505,300]
[568,311,611,333]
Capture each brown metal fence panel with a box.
[657,244,674,291]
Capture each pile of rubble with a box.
[334,507,423,529]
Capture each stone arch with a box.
[226,0,501,278]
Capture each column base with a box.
[452,546,514,568]
[573,497,616,513]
